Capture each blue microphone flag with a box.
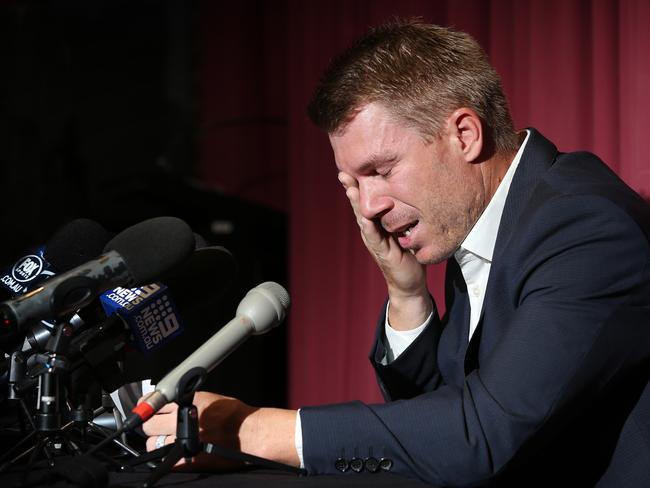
[100,283,184,353]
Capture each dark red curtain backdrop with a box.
[198,0,650,408]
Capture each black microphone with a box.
[0,218,111,299]
[40,218,114,278]
[0,219,111,354]
[0,216,195,334]
[22,220,112,352]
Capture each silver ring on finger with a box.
[154,434,167,450]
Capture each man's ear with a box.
[446,108,483,162]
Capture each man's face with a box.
[330,103,486,264]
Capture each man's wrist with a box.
[240,407,300,467]
[386,292,433,331]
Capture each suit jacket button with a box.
[364,457,379,472]
[379,458,393,471]
[350,457,364,472]
[334,458,348,472]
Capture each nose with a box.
[358,178,393,220]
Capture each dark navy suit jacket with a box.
[301,129,650,486]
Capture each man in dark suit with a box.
[142,21,650,486]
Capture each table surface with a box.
[0,426,437,488]
[109,469,436,488]
[1,466,436,488]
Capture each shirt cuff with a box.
[383,301,431,363]
[295,408,305,469]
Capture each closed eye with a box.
[376,160,397,177]
[356,153,398,177]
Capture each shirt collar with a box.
[456,130,531,263]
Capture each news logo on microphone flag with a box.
[100,283,184,353]
[0,246,57,296]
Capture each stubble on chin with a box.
[415,220,469,265]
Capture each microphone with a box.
[0,219,111,353]
[0,216,195,334]
[126,281,289,428]
[0,218,111,298]
[38,219,114,279]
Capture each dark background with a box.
[0,0,288,408]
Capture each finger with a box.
[338,171,358,190]
[156,402,178,414]
[142,412,177,436]
[145,434,177,452]
[337,172,368,223]
[345,186,389,249]
[338,173,362,213]
[345,186,364,220]
[338,171,393,256]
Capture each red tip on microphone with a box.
[132,401,155,422]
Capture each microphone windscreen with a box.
[104,216,195,284]
[44,219,112,271]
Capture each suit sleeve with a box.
[369,298,445,401]
[300,194,650,486]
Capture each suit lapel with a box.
[492,129,558,264]
[463,129,558,374]
[442,257,472,385]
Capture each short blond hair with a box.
[308,20,519,154]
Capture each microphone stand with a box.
[6,351,33,431]
[0,321,80,483]
[128,367,305,488]
[0,321,138,474]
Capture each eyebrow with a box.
[357,153,399,174]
